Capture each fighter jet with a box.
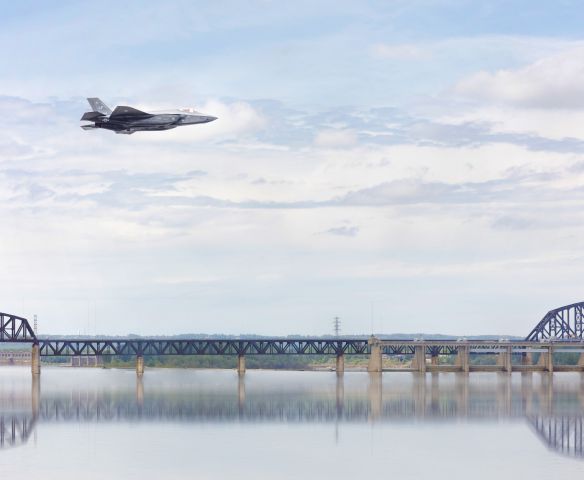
[81,98,217,134]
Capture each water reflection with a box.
[1,369,584,458]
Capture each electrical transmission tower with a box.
[333,316,341,336]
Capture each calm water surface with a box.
[1,366,583,479]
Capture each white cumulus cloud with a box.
[454,45,584,109]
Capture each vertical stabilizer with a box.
[87,97,112,115]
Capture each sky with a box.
[1,0,584,336]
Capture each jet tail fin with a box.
[87,97,112,115]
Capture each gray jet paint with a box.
[81,98,217,134]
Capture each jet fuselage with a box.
[81,99,217,134]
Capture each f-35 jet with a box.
[81,98,217,134]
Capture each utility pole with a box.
[333,316,341,337]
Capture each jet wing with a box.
[110,106,153,119]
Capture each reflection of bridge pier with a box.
[368,373,382,421]
[336,374,344,416]
[497,373,512,417]
[413,374,426,418]
[455,374,469,417]
[31,375,40,418]
[136,377,144,409]
[238,375,246,410]
[521,372,534,416]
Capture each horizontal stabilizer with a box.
[110,106,152,118]
[80,111,104,121]
[81,125,98,130]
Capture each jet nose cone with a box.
[207,116,218,122]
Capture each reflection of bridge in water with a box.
[3,373,584,459]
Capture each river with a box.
[0,366,582,479]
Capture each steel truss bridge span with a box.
[38,338,370,357]
[0,312,36,342]
[526,301,584,341]
[34,338,584,357]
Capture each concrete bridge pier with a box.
[368,337,382,373]
[522,352,533,366]
[237,355,246,375]
[455,345,469,373]
[31,343,40,376]
[336,354,344,374]
[497,346,512,374]
[136,355,145,377]
[538,347,554,372]
[578,352,584,370]
[412,345,426,373]
[430,354,439,366]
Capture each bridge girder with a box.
[0,313,36,343]
[525,302,584,341]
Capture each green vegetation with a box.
[99,354,372,370]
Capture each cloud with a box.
[323,225,359,237]
[125,99,266,143]
[314,129,357,148]
[454,46,584,109]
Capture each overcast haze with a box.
[1,1,583,336]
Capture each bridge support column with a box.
[455,345,469,373]
[237,355,246,375]
[412,345,426,373]
[430,354,439,366]
[522,352,533,366]
[136,355,145,377]
[497,346,512,374]
[368,337,382,373]
[336,354,344,374]
[538,347,553,373]
[578,353,584,370]
[31,343,40,376]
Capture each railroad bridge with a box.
[1,302,584,377]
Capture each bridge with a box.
[1,302,584,377]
